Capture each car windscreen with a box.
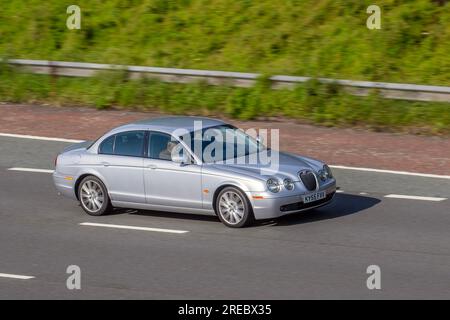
[184,124,265,163]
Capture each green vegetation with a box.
[1,66,448,134]
[0,1,449,134]
[0,0,449,85]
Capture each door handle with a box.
[147,164,157,169]
[101,162,110,167]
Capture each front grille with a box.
[299,170,317,191]
[280,192,335,212]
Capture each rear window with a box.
[98,135,115,154]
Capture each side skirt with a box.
[111,201,216,216]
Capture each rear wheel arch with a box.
[77,175,113,216]
[75,173,107,200]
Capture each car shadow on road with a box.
[270,193,381,227]
[119,208,220,223]
[106,193,380,227]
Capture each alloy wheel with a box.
[80,180,104,213]
[218,191,245,225]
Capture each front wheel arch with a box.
[212,184,253,215]
[214,185,255,228]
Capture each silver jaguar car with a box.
[53,117,336,228]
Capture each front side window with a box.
[98,131,145,157]
[148,132,178,161]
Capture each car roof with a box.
[109,116,227,135]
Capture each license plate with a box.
[303,191,326,204]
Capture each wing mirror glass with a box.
[256,135,265,147]
[171,152,190,165]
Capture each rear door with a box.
[96,130,146,203]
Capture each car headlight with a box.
[324,164,333,178]
[267,178,281,193]
[318,165,333,181]
[283,178,295,191]
[318,169,327,181]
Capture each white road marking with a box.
[8,167,54,173]
[80,222,189,234]
[336,190,345,193]
[330,165,450,180]
[0,273,35,280]
[384,194,447,202]
[0,132,84,143]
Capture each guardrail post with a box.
[49,61,58,98]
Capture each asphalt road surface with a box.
[0,135,449,299]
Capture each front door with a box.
[144,131,202,209]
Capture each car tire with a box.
[78,175,113,216]
[215,187,254,228]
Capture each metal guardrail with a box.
[6,59,450,102]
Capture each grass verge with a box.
[0,65,448,135]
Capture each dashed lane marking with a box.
[8,167,54,173]
[0,273,35,280]
[384,194,447,202]
[330,165,450,180]
[80,222,189,234]
[0,132,84,143]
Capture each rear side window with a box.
[98,131,145,157]
[114,131,145,157]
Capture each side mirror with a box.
[256,135,264,144]
[171,152,190,165]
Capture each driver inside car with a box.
[159,140,179,161]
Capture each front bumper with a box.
[247,180,336,220]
